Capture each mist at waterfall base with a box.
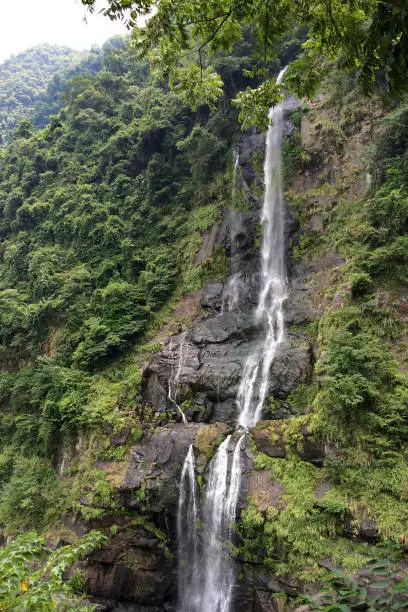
[177,68,288,612]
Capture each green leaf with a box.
[370,581,392,589]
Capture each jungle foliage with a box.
[0,38,245,534]
[0,530,106,611]
[82,0,408,129]
[0,45,82,144]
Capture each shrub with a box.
[0,456,62,534]
[350,272,374,297]
[0,530,107,610]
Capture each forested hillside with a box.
[0,39,125,143]
[0,6,408,610]
[0,45,80,143]
[0,37,254,533]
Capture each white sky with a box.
[0,0,128,62]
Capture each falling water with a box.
[177,445,199,611]
[232,147,240,190]
[221,272,241,312]
[177,434,245,612]
[178,68,288,611]
[221,148,242,313]
[237,67,288,428]
[168,332,187,423]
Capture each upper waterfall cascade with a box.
[237,66,288,429]
[177,67,288,612]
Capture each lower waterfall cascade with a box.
[177,68,288,612]
[178,434,245,612]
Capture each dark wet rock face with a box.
[85,126,318,609]
[85,526,174,606]
[121,423,200,512]
[144,257,315,421]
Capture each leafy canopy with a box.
[82,0,408,128]
[0,530,107,610]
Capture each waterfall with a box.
[237,67,288,429]
[177,68,288,611]
[222,272,241,313]
[177,434,245,612]
[232,147,240,192]
[177,445,199,611]
[168,332,187,423]
[221,148,242,313]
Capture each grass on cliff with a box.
[242,74,408,582]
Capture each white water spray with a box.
[221,148,243,314]
[177,434,245,612]
[222,272,242,313]
[237,67,288,428]
[168,332,187,423]
[177,444,199,611]
[233,147,240,188]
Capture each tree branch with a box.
[197,9,233,54]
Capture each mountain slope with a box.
[0,38,127,143]
[0,44,81,142]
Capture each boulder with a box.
[249,471,286,511]
[252,420,325,465]
[252,425,286,458]
[194,422,229,457]
[344,515,379,541]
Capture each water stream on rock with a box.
[177,68,287,611]
[237,67,288,428]
[168,332,187,423]
[222,148,242,314]
[177,434,245,612]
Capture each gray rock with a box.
[300,429,325,466]
[236,128,265,166]
[252,427,286,458]
[201,280,224,312]
[213,398,239,422]
[121,423,200,512]
[190,310,256,345]
[269,336,313,397]
[85,526,173,605]
[343,515,379,541]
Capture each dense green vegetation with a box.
[0,39,242,535]
[0,530,106,610]
[0,45,81,143]
[83,0,408,129]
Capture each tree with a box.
[0,530,107,611]
[81,0,408,129]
